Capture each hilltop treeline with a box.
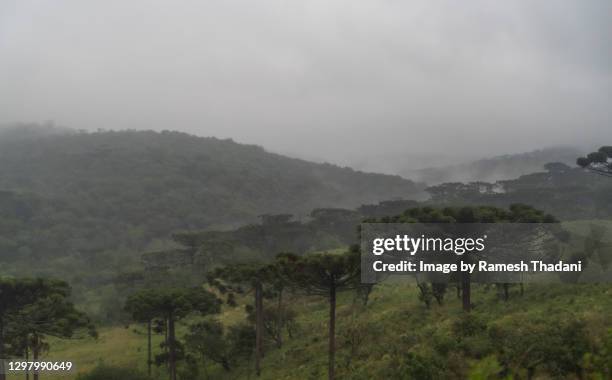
[0,126,424,275]
[426,162,612,219]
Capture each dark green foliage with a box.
[584,328,612,375]
[207,262,272,293]
[417,283,433,308]
[0,277,94,380]
[160,290,218,378]
[75,364,150,380]
[489,313,590,378]
[124,287,221,380]
[124,289,161,376]
[577,145,612,179]
[12,288,96,352]
[367,204,558,311]
[0,126,424,321]
[276,248,362,297]
[587,151,608,163]
[379,349,445,380]
[599,145,612,157]
[207,262,274,375]
[245,302,298,346]
[151,287,221,320]
[185,320,255,371]
[427,165,612,218]
[0,126,423,261]
[277,248,364,380]
[370,204,557,224]
[0,279,92,355]
[431,283,447,305]
[124,289,160,323]
[576,156,591,168]
[452,314,488,338]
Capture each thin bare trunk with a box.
[462,271,471,312]
[164,318,168,371]
[168,313,176,380]
[0,318,5,380]
[255,283,263,376]
[147,320,152,377]
[328,282,337,380]
[25,345,29,380]
[276,288,283,349]
[32,337,39,380]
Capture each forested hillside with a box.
[0,125,424,264]
[426,162,612,219]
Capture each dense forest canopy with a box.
[426,163,612,219]
[0,125,424,264]
[0,125,427,321]
[0,127,611,379]
[1,125,611,325]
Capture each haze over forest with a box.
[2,2,612,379]
[1,0,610,172]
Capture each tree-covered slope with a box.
[0,126,424,265]
[426,162,612,219]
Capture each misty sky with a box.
[0,0,610,169]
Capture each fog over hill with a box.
[0,125,426,230]
[339,146,583,185]
[406,146,583,184]
[1,1,609,164]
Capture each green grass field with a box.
[14,280,612,380]
[9,220,612,379]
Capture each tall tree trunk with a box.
[456,284,461,299]
[362,284,372,306]
[147,320,152,377]
[503,283,509,301]
[276,288,283,349]
[527,367,535,380]
[164,318,168,371]
[0,317,5,380]
[461,271,471,312]
[25,344,29,380]
[328,282,337,380]
[168,313,176,380]
[520,282,524,296]
[32,337,39,380]
[255,283,263,376]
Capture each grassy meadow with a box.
[19,279,612,379]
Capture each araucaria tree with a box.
[577,146,612,177]
[11,281,96,380]
[277,248,362,380]
[124,289,162,377]
[126,287,220,380]
[0,278,95,380]
[184,320,255,372]
[207,263,272,376]
[366,205,557,312]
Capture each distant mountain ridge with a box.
[0,125,425,259]
[406,146,582,185]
